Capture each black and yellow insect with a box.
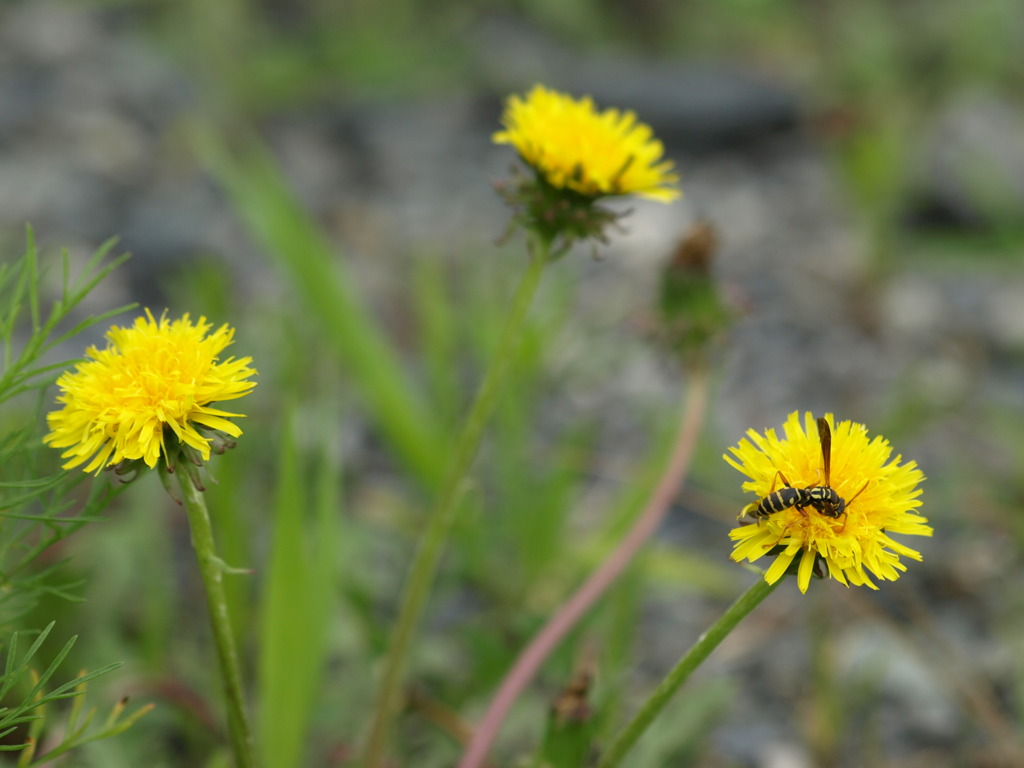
[747,417,865,522]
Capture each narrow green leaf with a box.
[257,406,339,768]
[193,125,447,491]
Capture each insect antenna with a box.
[836,480,870,533]
[846,480,869,507]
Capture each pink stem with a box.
[457,368,710,768]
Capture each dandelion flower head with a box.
[493,84,680,203]
[45,310,257,473]
[726,412,930,594]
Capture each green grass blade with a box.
[257,406,339,767]
[193,125,447,491]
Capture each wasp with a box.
[747,417,866,523]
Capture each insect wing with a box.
[816,417,832,487]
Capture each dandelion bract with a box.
[493,84,680,203]
[45,310,257,473]
[726,412,931,593]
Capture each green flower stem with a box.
[178,472,257,768]
[596,575,782,768]
[458,367,710,768]
[361,240,551,768]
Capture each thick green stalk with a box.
[361,241,550,768]
[596,576,782,768]
[179,472,257,768]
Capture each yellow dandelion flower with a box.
[493,84,680,203]
[725,412,931,594]
[45,310,257,473]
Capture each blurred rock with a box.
[761,742,814,768]
[837,625,961,741]
[0,1,202,300]
[557,62,801,154]
[985,281,1024,348]
[909,90,1024,229]
[0,1,104,63]
[475,14,801,153]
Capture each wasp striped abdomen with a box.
[752,485,844,520]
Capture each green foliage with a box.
[536,670,597,768]
[256,407,340,768]
[0,623,150,766]
[0,231,149,761]
[193,128,448,492]
[154,0,471,118]
[0,230,133,629]
[0,229,131,406]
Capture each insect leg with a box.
[770,517,801,549]
[768,469,795,492]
